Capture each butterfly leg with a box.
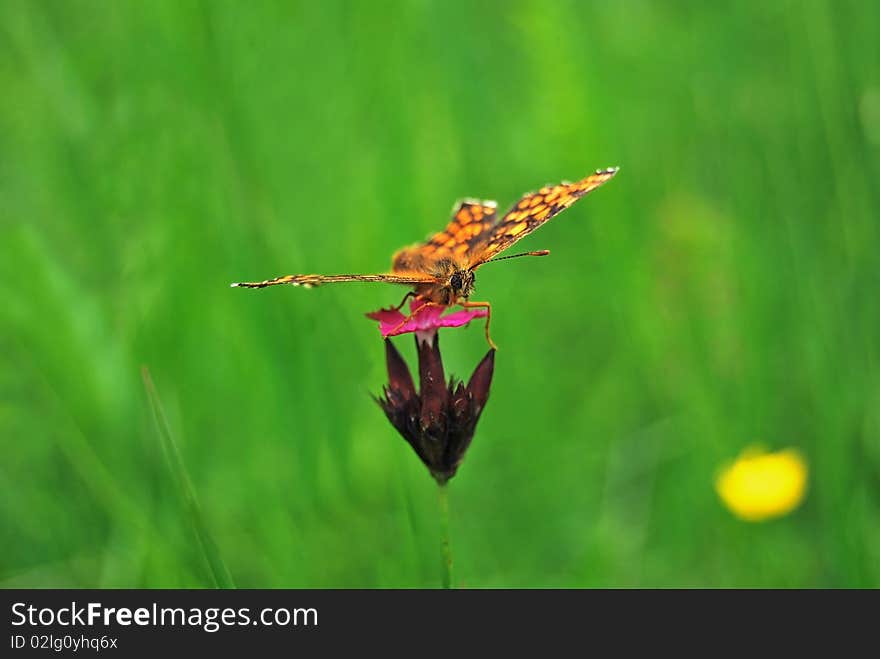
[459,300,496,350]
[391,290,416,312]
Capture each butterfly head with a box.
[449,269,475,298]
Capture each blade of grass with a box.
[141,366,235,589]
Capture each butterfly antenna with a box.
[485,250,551,264]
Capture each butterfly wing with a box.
[231,272,437,289]
[467,168,618,267]
[391,200,498,272]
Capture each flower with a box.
[366,298,488,341]
[715,446,808,522]
[375,333,494,484]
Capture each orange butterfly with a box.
[232,168,619,347]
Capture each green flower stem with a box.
[438,483,453,589]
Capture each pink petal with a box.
[436,308,488,328]
[366,298,488,338]
[365,307,406,325]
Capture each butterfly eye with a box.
[450,272,463,291]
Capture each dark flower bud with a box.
[376,334,495,484]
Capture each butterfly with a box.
[232,167,619,347]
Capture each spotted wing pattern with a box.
[468,168,619,267]
[231,272,437,289]
[392,200,497,271]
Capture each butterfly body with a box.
[232,167,619,343]
[397,256,475,306]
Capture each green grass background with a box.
[2,0,879,588]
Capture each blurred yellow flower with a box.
[715,447,808,521]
